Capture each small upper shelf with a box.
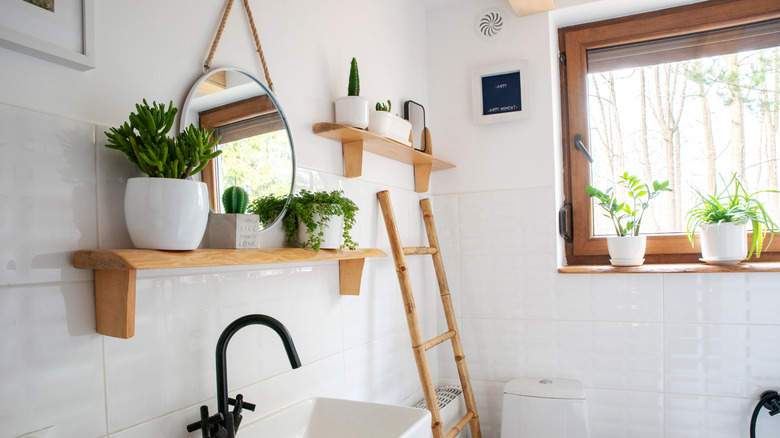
[74,248,386,339]
[312,122,455,192]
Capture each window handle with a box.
[574,134,594,163]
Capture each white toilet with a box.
[500,377,590,437]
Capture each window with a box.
[559,0,780,264]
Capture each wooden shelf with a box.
[559,262,780,274]
[312,122,455,193]
[74,248,386,339]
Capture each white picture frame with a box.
[0,0,94,71]
[471,60,530,124]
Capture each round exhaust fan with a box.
[475,8,506,41]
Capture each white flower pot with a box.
[606,235,646,266]
[368,110,412,145]
[124,177,209,250]
[335,96,370,129]
[698,222,747,263]
[297,214,344,249]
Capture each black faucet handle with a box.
[229,394,256,412]
[186,405,224,437]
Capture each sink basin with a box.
[238,397,432,438]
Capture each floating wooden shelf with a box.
[559,262,780,274]
[74,248,386,339]
[312,122,455,193]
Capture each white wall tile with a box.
[664,393,780,438]
[665,324,780,398]
[664,273,780,324]
[0,283,106,437]
[431,194,460,257]
[587,389,663,438]
[0,103,97,286]
[555,272,663,322]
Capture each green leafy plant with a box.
[248,194,289,229]
[222,186,249,214]
[587,172,671,237]
[685,173,778,258]
[104,99,222,179]
[348,57,360,97]
[375,100,391,112]
[282,189,359,251]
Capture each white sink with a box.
[238,397,432,438]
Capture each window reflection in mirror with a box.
[182,68,295,229]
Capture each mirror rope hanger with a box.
[203,0,275,92]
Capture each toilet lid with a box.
[504,377,586,399]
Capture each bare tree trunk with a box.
[639,68,661,231]
[725,53,746,178]
[695,73,717,193]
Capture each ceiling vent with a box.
[475,8,506,41]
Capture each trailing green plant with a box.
[375,100,391,112]
[248,194,289,229]
[348,57,360,97]
[104,99,222,179]
[587,172,671,237]
[222,186,249,214]
[685,173,779,258]
[282,189,359,251]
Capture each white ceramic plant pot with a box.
[124,177,209,250]
[335,96,370,129]
[606,235,646,266]
[297,214,344,249]
[698,222,747,263]
[368,110,412,145]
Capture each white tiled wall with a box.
[0,102,437,437]
[432,187,780,438]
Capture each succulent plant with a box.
[375,100,391,112]
[348,57,360,97]
[105,99,222,179]
[222,186,249,214]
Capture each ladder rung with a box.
[403,246,438,255]
[445,411,475,438]
[421,330,456,351]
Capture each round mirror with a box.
[181,67,295,230]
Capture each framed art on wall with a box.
[471,60,530,124]
[0,0,94,71]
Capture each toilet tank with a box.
[500,377,590,438]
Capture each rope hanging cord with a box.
[203,0,275,92]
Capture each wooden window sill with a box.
[559,262,780,274]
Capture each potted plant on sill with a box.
[685,173,778,264]
[587,172,671,266]
[104,99,221,250]
[203,186,261,249]
[368,99,413,146]
[280,189,359,251]
[334,57,370,129]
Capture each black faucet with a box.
[187,314,302,438]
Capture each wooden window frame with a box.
[559,0,780,265]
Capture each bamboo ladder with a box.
[377,190,482,438]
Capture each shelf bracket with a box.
[414,163,432,193]
[342,140,363,178]
[95,270,137,339]
[339,258,365,295]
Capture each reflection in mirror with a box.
[181,67,295,229]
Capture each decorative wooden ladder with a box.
[377,190,482,438]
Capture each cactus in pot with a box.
[348,57,360,97]
[335,57,369,129]
[222,186,249,214]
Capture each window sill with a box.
[558,262,780,274]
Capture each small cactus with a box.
[348,57,360,96]
[222,186,249,214]
[375,100,391,112]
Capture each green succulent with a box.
[222,186,249,214]
[104,99,222,179]
[348,57,360,97]
[375,100,391,112]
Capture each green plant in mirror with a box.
[587,172,671,237]
[104,99,222,179]
[375,100,391,112]
[222,186,249,214]
[282,189,358,251]
[249,194,289,229]
[685,173,779,258]
[348,57,360,96]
